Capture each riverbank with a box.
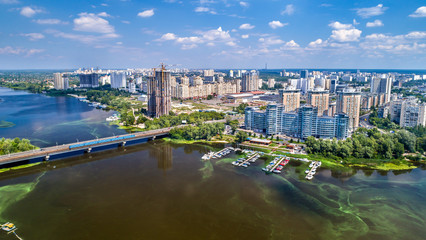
[162,137,233,145]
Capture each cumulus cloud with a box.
[328,21,353,30]
[21,33,45,41]
[362,31,426,53]
[20,6,42,18]
[156,27,234,49]
[239,23,255,30]
[366,20,384,27]
[409,6,426,18]
[284,40,299,48]
[34,18,68,25]
[269,21,287,29]
[281,4,294,15]
[73,12,115,34]
[331,29,362,42]
[241,34,249,39]
[98,12,111,17]
[48,30,118,44]
[138,9,154,18]
[308,39,326,48]
[159,33,177,41]
[355,4,388,18]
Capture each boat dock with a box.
[262,156,290,174]
[305,161,321,180]
[232,151,261,168]
[211,147,234,159]
[1,222,23,240]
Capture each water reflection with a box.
[150,143,173,171]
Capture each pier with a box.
[262,156,290,174]
[232,151,260,167]
[305,161,321,180]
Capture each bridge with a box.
[0,119,229,168]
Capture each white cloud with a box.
[20,6,41,18]
[181,44,198,50]
[366,20,384,27]
[308,39,326,48]
[73,13,115,34]
[0,0,19,4]
[98,12,111,17]
[409,6,426,18]
[259,37,285,45]
[281,4,294,15]
[269,21,287,29]
[21,33,45,41]
[176,36,203,44]
[405,31,426,39]
[138,9,154,18]
[226,41,237,47]
[355,4,387,18]
[240,2,249,8]
[284,40,299,48]
[241,34,249,39]
[331,29,362,42]
[329,21,353,30]
[34,19,68,25]
[239,23,255,30]
[0,46,43,56]
[121,20,130,24]
[159,33,177,41]
[49,30,118,44]
[202,27,231,41]
[195,7,209,12]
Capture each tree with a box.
[395,130,416,153]
[236,131,248,143]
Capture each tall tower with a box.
[241,71,259,92]
[148,65,172,118]
[337,88,361,130]
[279,88,300,112]
[307,88,329,116]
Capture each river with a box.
[0,88,425,240]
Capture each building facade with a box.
[245,104,350,140]
[307,89,329,116]
[336,88,361,130]
[53,72,69,90]
[147,67,172,118]
[279,88,301,112]
[241,71,259,92]
[79,73,99,88]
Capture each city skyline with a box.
[0,0,426,69]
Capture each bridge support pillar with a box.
[122,141,126,146]
[44,155,50,161]
[86,148,92,153]
[152,136,156,140]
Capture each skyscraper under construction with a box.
[148,65,172,118]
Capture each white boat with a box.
[273,170,281,174]
[317,161,322,167]
[305,174,313,180]
[309,162,315,168]
[305,169,310,174]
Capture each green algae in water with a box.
[0,173,45,222]
[0,120,15,128]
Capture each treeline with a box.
[369,108,399,130]
[170,123,225,140]
[406,125,426,153]
[0,82,47,93]
[305,128,418,160]
[140,111,225,130]
[0,138,37,155]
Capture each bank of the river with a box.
[162,137,232,145]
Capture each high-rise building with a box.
[53,73,69,90]
[244,104,349,139]
[330,78,338,93]
[110,72,127,89]
[279,88,300,112]
[79,73,99,88]
[241,71,259,92]
[370,75,392,103]
[229,70,234,78]
[300,70,309,79]
[268,78,275,88]
[336,88,361,130]
[203,69,214,77]
[399,101,426,127]
[147,66,172,118]
[307,88,329,116]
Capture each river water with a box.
[0,88,425,240]
[0,87,126,147]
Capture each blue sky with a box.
[0,0,425,69]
